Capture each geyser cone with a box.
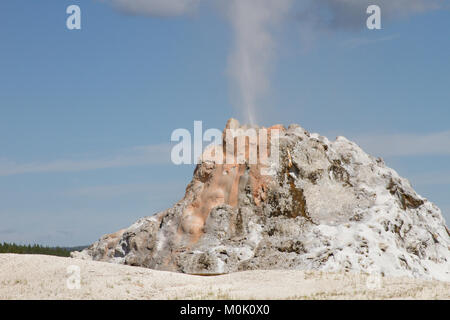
[73,119,450,281]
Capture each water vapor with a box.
[103,0,444,123]
[227,0,292,123]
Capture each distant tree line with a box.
[0,242,87,257]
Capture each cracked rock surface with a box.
[72,119,450,281]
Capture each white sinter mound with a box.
[73,119,450,281]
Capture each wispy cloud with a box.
[351,130,450,158]
[441,206,449,219]
[65,181,183,199]
[0,228,16,236]
[342,34,400,49]
[296,0,443,31]
[0,144,172,177]
[104,0,201,17]
[100,0,446,124]
[409,171,450,187]
[0,228,77,246]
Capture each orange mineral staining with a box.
[178,119,285,244]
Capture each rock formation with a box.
[72,119,450,281]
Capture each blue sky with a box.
[0,0,449,246]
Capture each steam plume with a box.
[227,0,292,124]
[104,0,443,123]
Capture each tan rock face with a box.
[73,119,450,281]
[179,119,282,245]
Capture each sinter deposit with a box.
[72,119,450,281]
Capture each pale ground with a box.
[0,254,448,300]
